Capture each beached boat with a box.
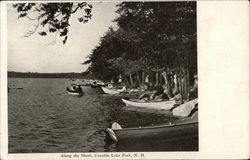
[101,86,121,95]
[105,113,198,143]
[121,98,175,110]
[101,86,127,95]
[90,80,106,88]
[66,87,84,97]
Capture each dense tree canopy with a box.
[114,2,196,70]
[84,2,197,101]
[85,2,196,78]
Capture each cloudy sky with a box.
[7,2,119,73]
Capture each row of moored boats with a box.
[101,86,198,143]
[66,81,198,143]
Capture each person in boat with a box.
[71,84,77,91]
[139,84,168,101]
[162,83,174,99]
[107,83,113,88]
[75,85,83,93]
[120,86,126,92]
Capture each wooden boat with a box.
[101,86,120,95]
[101,86,126,95]
[121,98,175,110]
[90,80,106,88]
[66,87,84,97]
[106,113,198,143]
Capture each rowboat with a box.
[101,86,123,95]
[90,80,106,88]
[105,112,198,143]
[66,87,84,97]
[121,98,175,110]
[102,86,120,95]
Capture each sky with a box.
[7,2,119,73]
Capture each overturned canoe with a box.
[66,87,84,97]
[121,98,175,110]
[106,115,198,143]
[101,86,122,95]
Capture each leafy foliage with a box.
[13,2,92,44]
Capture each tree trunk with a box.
[159,72,162,84]
[129,73,134,86]
[176,75,180,93]
[178,74,183,103]
[155,71,159,86]
[123,74,129,87]
[162,71,168,85]
[142,71,145,85]
[177,75,182,94]
[173,74,179,94]
[186,69,190,101]
[162,71,173,99]
[180,69,190,103]
[136,71,141,86]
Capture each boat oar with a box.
[55,92,68,95]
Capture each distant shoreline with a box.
[8,71,87,79]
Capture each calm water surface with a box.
[8,78,198,153]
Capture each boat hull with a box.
[67,92,83,96]
[101,86,120,95]
[114,122,197,142]
[106,117,198,142]
[121,98,175,110]
[66,87,84,97]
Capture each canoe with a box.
[121,98,175,110]
[66,87,84,97]
[105,114,198,143]
[101,86,121,95]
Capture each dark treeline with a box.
[8,71,88,79]
[83,2,197,101]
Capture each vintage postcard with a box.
[1,0,249,159]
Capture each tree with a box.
[114,2,197,101]
[82,28,137,81]
[12,2,92,44]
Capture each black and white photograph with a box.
[7,1,198,153]
[1,0,249,159]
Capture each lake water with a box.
[8,78,198,153]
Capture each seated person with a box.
[76,85,82,92]
[107,83,113,88]
[139,84,168,101]
[162,84,173,100]
[140,84,148,91]
[139,85,162,100]
[153,85,171,100]
[71,84,77,90]
[139,93,150,100]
